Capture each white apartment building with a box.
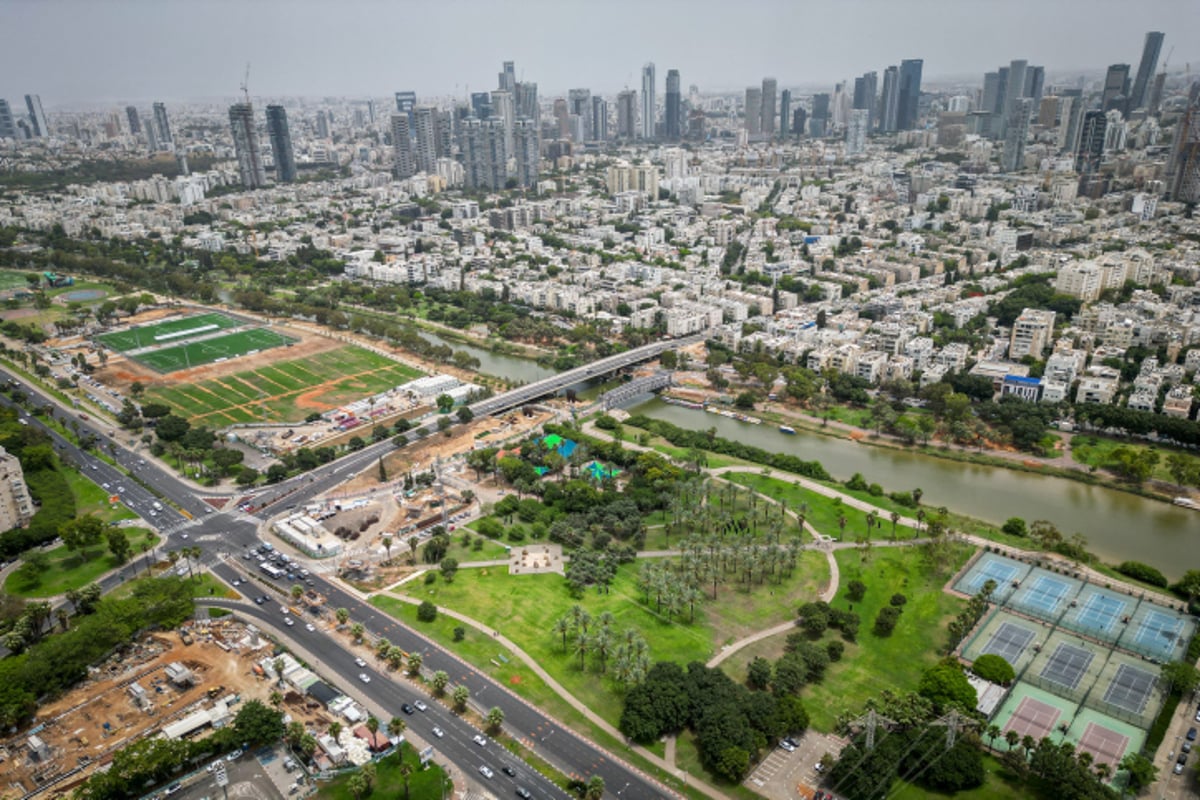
[1009,309,1056,359]
[0,447,33,531]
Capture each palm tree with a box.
[1004,729,1020,752]
[407,535,419,562]
[452,684,469,712]
[376,636,391,657]
[865,510,877,539]
[399,762,414,800]
[553,615,571,652]
[387,716,407,739]
[381,535,393,562]
[328,721,343,740]
[269,690,283,708]
[335,607,350,625]
[365,715,380,735]
[837,514,847,540]
[986,724,1001,753]
[585,776,606,800]
[290,584,304,601]
[432,670,450,696]
[574,630,590,670]
[890,511,901,540]
[273,657,286,686]
[486,706,505,733]
[916,508,926,536]
[406,651,423,677]
[350,622,365,642]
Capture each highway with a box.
[0,368,675,799]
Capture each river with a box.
[417,330,558,384]
[632,398,1198,580]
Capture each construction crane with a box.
[240,62,251,105]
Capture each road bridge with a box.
[599,371,674,410]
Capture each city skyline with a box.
[2,0,1198,103]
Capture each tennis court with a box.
[953,553,1029,602]
[1076,722,1130,768]
[961,609,1043,673]
[980,621,1037,664]
[1010,572,1079,619]
[1003,696,1063,741]
[1101,663,1158,716]
[1038,643,1095,691]
[1130,608,1186,660]
[97,312,238,352]
[1063,586,1129,642]
[136,329,296,373]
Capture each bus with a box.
[260,563,284,580]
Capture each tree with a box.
[432,670,450,696]
[365,715,379,735]
[1002,517,1027,537]
[747,657,772,690]
[290,584,304,601]
[1162,662,1200,694]
[1121,752,1157,792]
[918,660,977,714]
[486,705,505,733]
[154,413,191,442]
[335,607,350,625]
[846,579,867,602]
[452,684,470,712]
[232,699,285,745]
[440,557,459,583]
[407,651,423,677]
[387,716,407,738]
[435,393,455,414]
[456,406,474,424]
[585,775,606,800]
[350,622,365,642]
[417,601,438,622]
[970,654,1015,685]
[106,528,131,564]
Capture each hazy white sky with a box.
[3,0,1199,105]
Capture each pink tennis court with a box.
[1004,696,1061,741]
[1076,722,1130,768]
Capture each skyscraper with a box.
[125,105,141,136]
[1001,98,1033,172]
[0,100,15,139]
[462,117,507,190]
[845,109,869,156]
[1167,83,1200,203]
[897,59,923,130]
[1130,32,1165,112]
[617,90,637,140]
[265,105,297,183]
[470,92,492,119]
[1075,110,1108,175]
[641,63,656,139]
[413,107,440,175]
[665,69,681,140]
[152,102,172,149]
[792,106,807,137]
[1023,66,1045,107]
[391,114,415,179]
[491,89,515,155]
[394,91,416,121]
[1102,64,1131,113]
[143,115,158,150]
[24,94,48,137]
[229,102,267,189]
[499,60,516,93]
[591,96,608,141]
[568,89,592,142]
[780,90,792,138]
[744,87,762,136]
[553,98,570,139]
[1058,95,1085,155]
[761,78,778,137]
[880,66,899,132]
[998,60,1027,138]
[981,72,1003,118]
[515,82,538,121]
[810,93,830,137]
[853,72,878,130]
[513,118,539,188]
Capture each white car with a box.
[359,673,371,683]
[473,734,487,747]
[305,623,315,632]
[231,580,241,587]
[431,726,444,738]
[102,482,110,489]
[354,657,367,668]
[478,766,494,779]
[284,618,294,627]
[413,700,428,712]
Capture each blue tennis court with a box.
[1075,593,1126,635]
[969,558,1019,592]
[1134,610,1185,657]
[1023,575,1071,615]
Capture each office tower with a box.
[665,69,681,140]
[125,105,141,135]
[513,118,539,188]
[1102,64,1131,112]
[997,60,1026,138]
[413,107,440,174]
[1002,98,1033,172]
[229,103,267,189]
[394,91,416,122]
[462,117,507,190]
[810,93,830,137]
[641,63,656,139]
[1024,66,1045,106]
[391,114,415,178]
[1075,110,1107,175]
[515,81,538,121]
[1058,95,1085,154]
[981,72,1002,117]
[780,90,792,137]
[880,67,899,132]
[567,89,591,141]
[553,98,570,138]
[1037,96,1059,127]
[1167,83,1200,202]
[152,102,172,148]
[1148,72,1167,116]
[0,100,15,139]
[591,96,608,141]
[24,94,48,137]
[852,72,878,130]
[492,89,515,154]
[744,87,762,136]
[897,59,922,130]
[1130,32,1165,111]
[265,105,297,182]
[143,115,158,150]
[845,109,869,155]
[792,106,807,137]
[367,99,376,123]
[761,77,777,136]
[616,90,637,140]
[831,81,850,128]
[315,110,330,138]
[471,92,492,119]
[436,112,454,159]
[499,60,516,93]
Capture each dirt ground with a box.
[0,620,331,799]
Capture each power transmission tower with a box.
[847,708,896,750]
[930,708,977,750]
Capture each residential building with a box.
[462,118,507,190]
[265,105,297,183]
[515,81,538,121]
[124,105,140,136]
[1009,308,1056,359]
[152,102,172,149]
[394,91,416,122]
[1054,262,1103,302]
[0,447,33,530]
[617,90,637,140]
[1167,83,1200,203]
[744,87,762,137]
[228,102,267,189]
[413,107,441,175]
[1001,98,1033,172]
[568,89,592,142]
[390,114,415,179]
[591,96,608,141]
[845,109,869,156]
[513,118,539,189]
[1076,111,1108,175]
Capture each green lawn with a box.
[800,544,972,732]
[64,470,138,524]
[726,473,915,541]
[96,312,238,352]
[135,328,296,373]
[1070,434,1187,485]
[5,527,159,597]
[317,743,449,800]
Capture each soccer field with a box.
[135,328,297,373]
[97,312,239,352]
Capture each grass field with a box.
[318,744,449,800]
[135,328,297,373]
[1070,434,1188,485]
[0,270,31,291]
[144,345,424,424]
[96,312,239,352]
[725,473,917,541]
[5,527,159,598]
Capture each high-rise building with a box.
[1148,72,1168,117]
[591,96,608,141]
[792,106,807,137]
[152,102,172,149]
[1001,98,1033,172]
[1037,96,1059,127]
[391,114,415,179]
[897,59,923,130]
[125,105,141,136]
[845,109,869,155]
[413,107,440,175]
[880,66,899,132]
[853,71,878,130]
[761,77,777,136]
[568,89,592,141]
[515,81,538,121]
[1058,95,1085,155]
[617,90,637,139]
[24,94,48,137]
[1130,32,1165,112]
[470,92,492,119]
[1102,64,1131,113]
[265,105,297,183]
[1167,83,1200,203]
[780,90,792,137]
[641,63,656,139]
[810,93,830,137]
[981,72,1003,116]
[553,98,570,138]
[143,115,158,150]
[998,60,1027,138]
[665,69,681,140]
[513,118,539,188]
[1075,110,1108,175]
[229,102,267,189]
[0,100,15,139]
[744,87,762,136]
[492,89,515,155]
[0,447,33,531]
[315,110,330,139]
[1023,66,1045,106]
[394,91,416,122]
[462,117,507,190]
[499,60,516,93]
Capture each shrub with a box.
[423,572,437,585]
[888,491,917,508]
[890,593,907,607]
[845,473,869,492]
[1115,561,1169,589]
[453,626,466,642]
[970,654,1015,685]
[846,580,867,603]
[417,601,438,622]
[873,606,901,636]
[826,640,845,662]
[1002,517,1028,537]
[867,483,884,496]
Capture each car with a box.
[1177,753,1188,774]
[1195,709,1200,723]
[254,596,266,605]
[305,623,315,632]
[206,760,221,772]
[243,552,253,560]
[814,761,826,773]
[473,734,487,747]
[1185,741,1194,754]
[231,580,241,587]
[284,618,294,627]
[401,703,415,715]
[1188,727,1197,742]
[478,766,494,779]
[779,740,796,752]
[260,595,270,604]
[117,486,125,494]
[413,700,428,712]
[226,750,242,762]
[102,482,110,489]
[164,784,182,796]
[91,465,98,471]
[515,789,532,800]
[431,726,444,738]
[501,764,516,777]
[354,657,367,667]
[359,673,371,683]
[180,533,188,539]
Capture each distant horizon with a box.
[2,0,1198,106]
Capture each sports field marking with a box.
[1039,642,1094,690]
[980,621,1036,664]
[98,312,237,352]
[1102,663,1157,715]
[1004,696,1061,741]
[1077,722,1129,767]
[1134,609,1184,655]
[1019,575,1071,615]
[1074,593,1125,634]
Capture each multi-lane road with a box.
[0,368,673,799]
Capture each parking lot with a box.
[745,731,846,799]
[158,747,298,800]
